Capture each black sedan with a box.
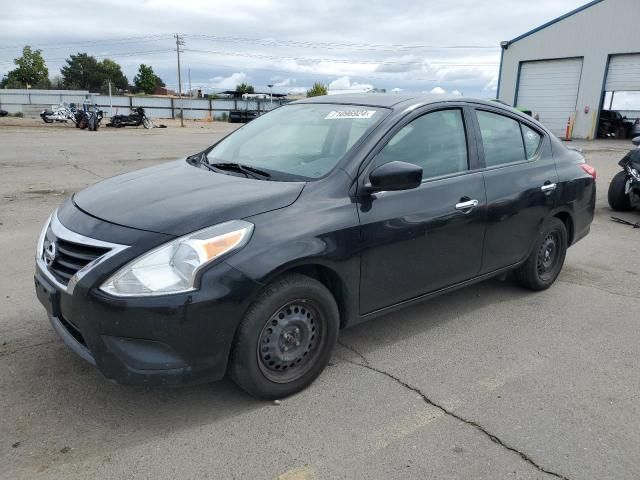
[35,94,596,399]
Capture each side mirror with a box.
[365,161,422,193]
[632,137,640,147]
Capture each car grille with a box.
[42,225,111,286]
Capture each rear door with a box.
[471,107,558,273]
[357,105,487,314]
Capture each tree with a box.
[134,64,159,94]
[0,46,50,89]
[306,82,327,97]
[99,58,128,92]
[235,83,255,94]
[60,53,127,92]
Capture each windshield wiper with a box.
[208,162,271,180]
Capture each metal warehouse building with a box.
[497,0,640,139]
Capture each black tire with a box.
[113,118,122,128]
[514,217,567,291]
[42,115,53,124]
[229,273,339,399]
[608,171,632,211]
[142,117,152,129]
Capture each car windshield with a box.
[205,104,386,180]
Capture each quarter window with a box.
[520,124,542,159]
[477,111,526,167]
[376,109,468,179]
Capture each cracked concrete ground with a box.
[1,118,639,479]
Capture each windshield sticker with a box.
[325,110,376,120]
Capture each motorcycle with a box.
[76,104,104,131]
[608,136,640,211]
[108,107,152,129]
[40,103,78,124]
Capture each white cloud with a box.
[287,87,307,95]
[391,87,403,92]
[451,89,462,96]
[430,86,447,95]
[328,76,373,91]
[273,77,294,87]
[210,72,248,89]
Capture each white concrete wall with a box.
[498,0,640,139]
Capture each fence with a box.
[0,89,287,120]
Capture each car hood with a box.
[73,159,305,236]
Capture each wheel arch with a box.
[551,208,575,246]
[260,262,353,329]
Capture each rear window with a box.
[477,111,526,167]
[521,124,542,159]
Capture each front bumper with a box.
[35,259,260,387]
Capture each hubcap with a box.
[257,301,322,383]
[537,232,559,279]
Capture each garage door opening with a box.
[598,54,640,139]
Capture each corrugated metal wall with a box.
[0,90,286,119]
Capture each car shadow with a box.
[5,277,535,471]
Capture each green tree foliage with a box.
[99,58,128,92]
[235,83,255,94]
[0,46,50,89]
[60,53,128,92]
[306,82,328,97]
[134,64,161,94]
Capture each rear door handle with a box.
[455,199,479,211]
[541,183,557,193]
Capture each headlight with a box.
[36,212,54,261]
[100,220,253,297]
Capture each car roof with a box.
[293,93,502,111]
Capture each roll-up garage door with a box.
[515,58,583,136]
[605,54,640,91]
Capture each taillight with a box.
[580,163,596,181]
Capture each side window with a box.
[520,124,542,159]
[376,109,468,179]
[477,111,526,167]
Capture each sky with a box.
[0,0,590,97]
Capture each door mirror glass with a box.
[367,161,422,192]
[632,136,640,147]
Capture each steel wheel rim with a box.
[537,232,559,280]
[257,300,323,384]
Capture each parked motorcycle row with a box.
[40,104,155,130]
[40,103,104,131]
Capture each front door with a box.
[358,107,487,314]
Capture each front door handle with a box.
[455,199,479,211]
[541,182,557,193]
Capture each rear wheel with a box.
[608,171,632,211]
[229,274,339,399]
[514,217,567,291]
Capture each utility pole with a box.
[175,33,185,127]
[267,84,273,107]
[108,80,113,117]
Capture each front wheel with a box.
[514,217,567,291]
[142,117,152,129]
[229,274,339,399]
[608,171,632,211]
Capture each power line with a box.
[182,33,497,52]
[0,34,173,51]
[0,49,174,67]
[182,48,498,67]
